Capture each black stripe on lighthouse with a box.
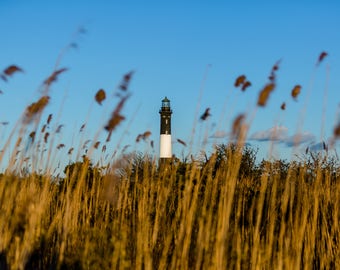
[159,96,172,159]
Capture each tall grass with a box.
[0,52,339,269]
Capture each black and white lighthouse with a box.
[159,96,172,159]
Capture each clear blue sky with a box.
[1,0,340,172]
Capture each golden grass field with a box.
[0,53,339,269]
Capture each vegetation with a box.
[0,143,339,269]
[0,51,339,269]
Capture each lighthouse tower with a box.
[159,96,172,160]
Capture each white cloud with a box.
[249,126,288,142]
[306,140,330,153]
[285,132,315,147]
[308,142,325,152]
[210,130,229,139]
[249,126,315,147]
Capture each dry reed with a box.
[0,52,339,270]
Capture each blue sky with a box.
[1,0,340,172]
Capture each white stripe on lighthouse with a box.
[160,134,172,158]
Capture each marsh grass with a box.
[1,142,339,269]
[0,52,340,269]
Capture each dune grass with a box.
[0,52,340,269]
[0,143,339,269]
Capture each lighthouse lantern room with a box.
[159,96,172,159]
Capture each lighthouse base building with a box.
[160,135,172,158]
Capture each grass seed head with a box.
[291,85,301,100]
[241,81,252,91]
[44,132,50,143]
[3,65,23,76]
[200,108,211,121]
[57,143,65,149]
[269,59,281,82]
[317,51,328,66]
[29,131,36,142]
[257,83,275,107]
[232,114,246,138]
[234,75,246,87]
[80,124,86,132]
[95,89,106,105]
[94,141,100,149]
[136,134,143,142]
[281,102,286,110]
[177,138,187,146]
[136,131,151,142]
[24,96,50,123]
[44,68,68,85]
[272,60,281,71]
[56,124,64,133]
[143,131,151,139]
[122,145,130,153]
[268,74,275,82]
[105,114,125,132]
[119,71,134,91]
[105,94,130,134]
[82,140,91,149]
[16,137,22,148]
[47,114,53,124]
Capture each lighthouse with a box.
[159,96,172,160]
